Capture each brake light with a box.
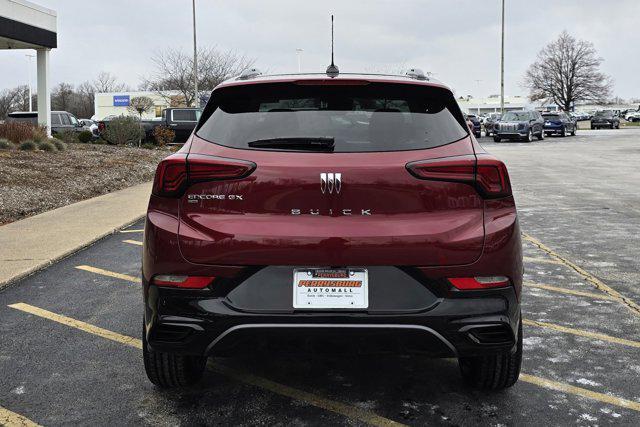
[152,275,215,289]
[152,153,256,197]
[476,157,512,198]
[449,276,510,290]
[406,155,512,198]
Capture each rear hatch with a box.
[176,80,485,266]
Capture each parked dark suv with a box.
[542,111,576,137]
[466,113,481,137]
[591,110,620,129]
[493,110,544,142]
[7,111,83,135]
[142,71,523,391]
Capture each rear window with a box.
[172,109,199,122]
[542,114,560,120]
[196,82,468,152]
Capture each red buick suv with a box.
[142,70,523,390]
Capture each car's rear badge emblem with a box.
[320,172,341,194]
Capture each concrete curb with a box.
[0,182,152,290]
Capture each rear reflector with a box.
[152,275,215,289]
[152,153,256,197]
[448,276,510,290]
[406,155,512,198]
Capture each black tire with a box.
[560,126,566,137]
[458,319,523,390]
[571,125,576,136]
[523,129,533,142]
[537,130,544,141]
[493,136,501,142]
[143,323,206,388]
[591,126,595,130]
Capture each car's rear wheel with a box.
[143,322,206,388]
[458,318,522,390]
[493,136,501,142]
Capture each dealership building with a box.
[93,90,191,120]
[0,0,57,134]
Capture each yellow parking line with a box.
[8,303,640,415]
[119,229,144,233]
[8,303,404,427]
[209,362,405,427]
[524,282,617,301]
[523,319,640,349]
[0,406,40,427]
[523,256,563,265]
[75,265,138,283]
[122,239,143,246]
[520,374,640,412]
[8,303,142,349]
[522,232,640,316]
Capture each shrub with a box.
[152,125,175,147]
[0,122,38,144]
[78,130,93,143]
[50,138,66,151]
[19,140,38,151]
[57,130,79,144]
[142,142,156,150]
[0,138,14,149]
[101,116,144,146]
[31,126,48,142]
[38,141,57,152]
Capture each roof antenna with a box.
[326,15,339,77]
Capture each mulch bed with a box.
[0,143,172,225]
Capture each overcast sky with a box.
[3,0,639,99]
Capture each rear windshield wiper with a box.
[247,137,334,151]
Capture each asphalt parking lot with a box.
[1,129,640,426]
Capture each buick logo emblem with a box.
[320,172,342,194]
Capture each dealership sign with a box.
[113,95,130,107]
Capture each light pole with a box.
[192,0,198,107]
[500,0,505,114]
[296,48,303,72]
[26,53,35,111]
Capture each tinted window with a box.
[502,111,531,121]
[196,82,469,152]
[51,113,62,125]
[172,109,198,122]
[543,114,560,120]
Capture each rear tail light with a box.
[406,155,512,198]
[152,275,215,289]
[152,153,256,197]
[448,276,510,290]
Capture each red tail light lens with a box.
[152,275,215,289]
[449,276,510,290]
[406,155,476,182]
[152,153,256,197]
[476,157,512,198]
[406,155,511,198]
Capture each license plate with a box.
[293,268,368,309]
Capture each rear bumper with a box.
[144,278,521,359]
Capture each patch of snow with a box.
[579,413,597,422]
[11,385,25,395]
[576,378,601,387]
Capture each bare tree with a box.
[128,96,154,119]
[143,47,255,107]
[51,83,75,112]
[0,87,22,119]
[76,81,96,118]
[93,71,127,93]
[524,31,613,111]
